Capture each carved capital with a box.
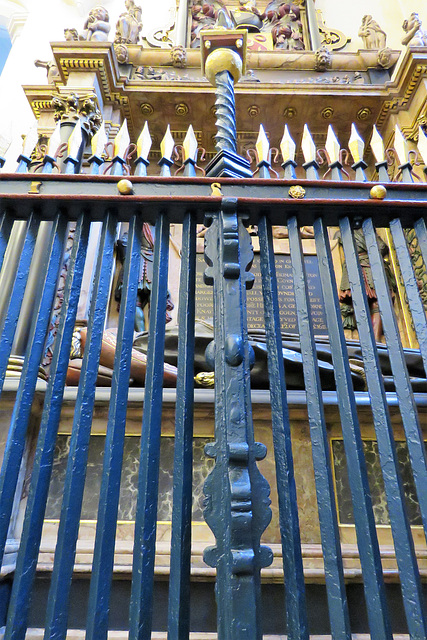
[53,92,102,137]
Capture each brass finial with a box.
[301,124,316,164]
[417,126,427,164]
[91,121,108,159]
[113,120,130,161]
[325,125,340,164]
[183,124,198,163]
[46,121,63,158]
[393,124,407,166]
[256,125,270,164]
[280,125,296,164]
[117,179,134,195]
[348,123,365,164]
[370,125,385,164]
[160,125,175,162]
[370,185,387,200]
[21,121,39,159]
[136,121,152,163]
[201,30,247,85]
[205,48,243,85]
[67,123,83,161]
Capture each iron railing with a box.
[0,118,427,640]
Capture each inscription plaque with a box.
[195,254,328,335]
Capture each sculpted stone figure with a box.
[358,15,387,49]
[64,28,78,41]
[402,12,427,47]
[34,59,60,84]
[115,0,142,45]
[170,45,187,68]
[377,47,393,69]
[80,6,111,41]
[314,46,332,72]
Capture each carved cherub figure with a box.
[358,15,387,50]
[402,12,427,47]
[81,6,111,42]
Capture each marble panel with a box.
[332,439,422,526]
[45,434,214,522]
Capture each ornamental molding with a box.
[377,55,427,127]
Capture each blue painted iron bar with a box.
[389,219,427,383]
[3,212,90,640]
[0,214,40,398]
[85,212,142,640]
[43,211,117,640]
[0,212,67,566]
[362,217,427,539]
[129,213,170,640]
[167,212,197,640]
[286,215,351,640]
[0,213,13,273]
[314,217,392,640]
[339,216,427,638]
[282,160,297,180]
[257,216,309,640]
[413,218,427,270]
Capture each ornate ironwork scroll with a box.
[203,197,273,640]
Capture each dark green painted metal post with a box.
[203,199,272,640]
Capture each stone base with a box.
[206,149,253,179]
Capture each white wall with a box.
[316,0,427,53]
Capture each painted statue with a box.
[263,2,304,51]
[115,223,174,332]
[338,229,396,342]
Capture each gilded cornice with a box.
[376,49,427,128]
[50,42,132,130]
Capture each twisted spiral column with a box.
[214,70,237,153]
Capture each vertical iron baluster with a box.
[3,212,90,640]
[413,218,427,268]
[86,212,142,640]
[257,215,309,640]
[314,217,392,640]
[0,214,40,397]
[202,200,272,640]
[0,212,67,564]
[363,218,427,537]
[129,213,170,640]
[340,216,427,638]
[43,211,117,640]
[0,214,13,272]
[285,215,351,640]
[167,212,197,640]
[389,219,427,375]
